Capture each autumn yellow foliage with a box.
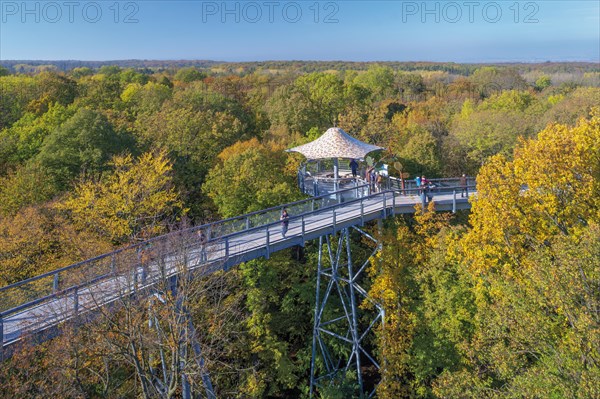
[59,150,184,244]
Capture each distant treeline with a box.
[2,59,599,76]
[0,59,219,73]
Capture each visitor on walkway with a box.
[136,242,152,284]
[415,175,421,195]
[349,159,358,178]
[421,175,429,202]
[370,169,377,193]
[426,179,434,202]
[280,208,290,237]
[376,173,383,193]
[460,174,468,198]
[197,230,208,262]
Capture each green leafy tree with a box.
[267,72,348,135]
[71,67,93,78]
[76,73,124,110]
[478,90,535,112]
[238,253,314,397]
[295,72,346,126]
[171,81,253,127]
[174,67,207,83]
[27,72,77,115]
[539,86,600,128]
[353,65,396,99]
[449,93,540,173]
[118,68,149,85]
[395,127,442,177]
[136,100,249,218]
[0,103,74,171]
[121,81,173,117]
[35,108,131,189]
[0,74,38,129]
[535,75,552,91]
[98,65,121,76]
[265,83,319,135]
[396,73,426,100]
[203,138,301,218]
[469,66,527,97]
[336,83,374,133]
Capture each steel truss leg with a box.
[310,227,384,398]
[147,279,216,399]
[173,282,217,399]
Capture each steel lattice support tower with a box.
[309,227,384,398]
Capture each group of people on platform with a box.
[199,163,470,253]
[350,159,469,199]
[364,167,383,193]
[415,175,434,203]
[415,173,469,202]
[350,159,385,193]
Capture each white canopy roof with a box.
[286,127,383,160]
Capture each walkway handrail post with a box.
[360,198,364,226]
[302,217,306,246]
[73,287,79,316]
[421,190,426,210]
[311,198,315,212]
[452,189,457,213]
[132,267,138,293]
[245,217,250,230]
[332,210,337,233]
[53,273,59,293]
[111,253,116,275]
[392,191,396,216]
[225,238,230,259]
[266,229,270,259]
[382,192,387,218]
[0,313,4,350]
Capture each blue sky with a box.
[1,1,599,61]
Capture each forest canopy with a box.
[0,62,598,398]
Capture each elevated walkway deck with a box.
[0,180,474,349]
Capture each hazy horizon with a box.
[2,58,598,64]
[2,1,598,62]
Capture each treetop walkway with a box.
[0,177,475,351]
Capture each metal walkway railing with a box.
[0,178,475,348]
